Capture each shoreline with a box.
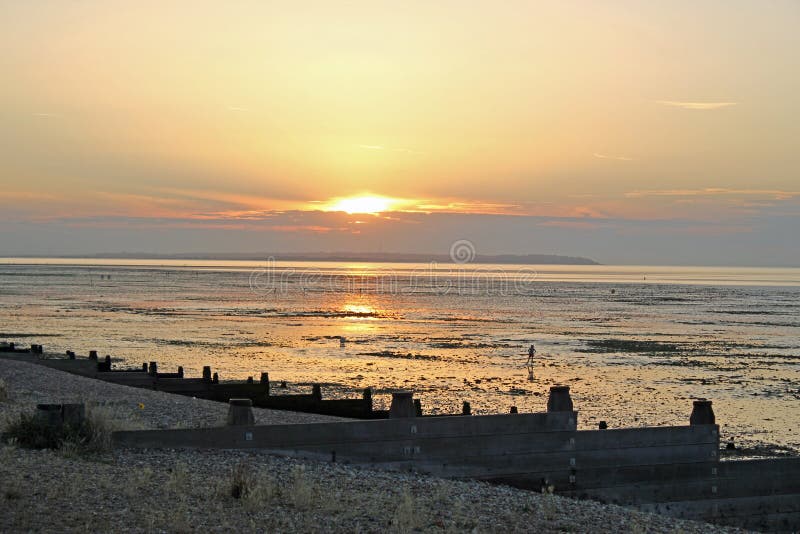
[0,358,744,533]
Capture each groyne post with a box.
[227,398,255,426]
[547,385,574,412]
[389,391,415,418]
[35,404,63,427]
[62,403,85,427]
[260,372,270,396]
[690,399,715,425]
[202,366,212,382]
[362,387,373,411]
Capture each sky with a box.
[1,1,798,265]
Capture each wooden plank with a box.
[114,412,577,451]
[639,493,800,519]
[573,426,718,450]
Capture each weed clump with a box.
[230,462,255,499]
[2,405,113,454]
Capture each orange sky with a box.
[1,1,799,264]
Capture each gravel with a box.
[0,358,747,533]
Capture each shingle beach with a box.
[0,359,744,533]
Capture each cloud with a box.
[655,100,737,110]
[357,144,385,150]
[226,105,249,112]
[593,152,633,161]
[625,188,800,199]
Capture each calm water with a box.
[1,259,798,452]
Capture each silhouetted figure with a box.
[527,344,536,381]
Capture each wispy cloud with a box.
[626,188,799,200]
[357,144,384,150]
[593,152,633,161]
[411,201,521,214]
[656,100,737,110]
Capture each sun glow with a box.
[324,195,399,214]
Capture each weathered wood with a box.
[114,412,577,450]
[389,391,415,418]
[227,399,255,426]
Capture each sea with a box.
[1,258,798,452]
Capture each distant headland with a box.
[46,252,601,266]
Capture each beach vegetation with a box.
[391,488,424,533]
[2,404,114,454]
[288,465,317,510]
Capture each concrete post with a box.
[178,366,184,378]
[389,391,415,418]
[89,350,98,360]
[599,421,608,430]
[67,350,75,360]
[8,342,14,351]
[690,399,715,425]
[510,406,518,414]
[414,398,423,416]
[202,366,212,382]
[104,355,112,370]
[227,398,255,426]
[547,385,574,412]
[462,401,472,415]
[312,384,322,401]
[142,363,148,372]
[148,362,158,376]
[212,372,219,384]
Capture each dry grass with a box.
[391,488,424,533]
[0,378,8,402]
[2,403,119,455]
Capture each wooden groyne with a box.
[4,341,799,531]
[111,391,799,533]
[0,342,381,418]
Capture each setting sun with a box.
[324,195,399,215]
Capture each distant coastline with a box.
[8,251,600,266]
